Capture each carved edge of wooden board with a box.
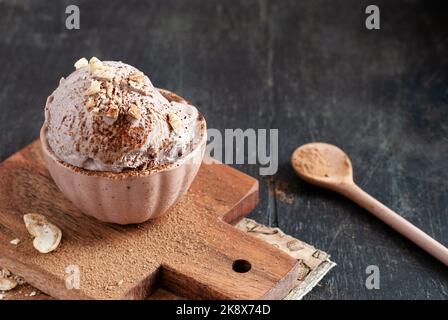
[0,218,335,300]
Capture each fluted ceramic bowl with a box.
[40,89,206,224]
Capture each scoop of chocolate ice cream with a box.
[44,58,202,172]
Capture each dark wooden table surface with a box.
[0,0,447,299]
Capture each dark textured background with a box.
[0,0,447,299]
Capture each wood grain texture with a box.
[0,141,300,299]
[0,0,447,299]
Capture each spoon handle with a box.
[341,183,448,266]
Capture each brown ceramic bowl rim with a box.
[40,88,207,180]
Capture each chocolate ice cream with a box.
[44,57,202,172]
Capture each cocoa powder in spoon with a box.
[292,147,329,178]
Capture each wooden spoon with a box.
[291,142,448,266]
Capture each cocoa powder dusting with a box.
[293,147,329,177]
[22,194,214,299]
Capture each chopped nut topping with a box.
[84,80,102,96]
[129,71,146,82]
[104,105,119,119]
[82,60,155,125]
[85,97,97,111]
[0,277,17,291]
[93,68,115,81]
[0,268,11,278]
[128,104,141,120]
[74,57,88,69]
[10,238,20,245]
[89,56,104,73]
[117,279,124,286]
[167,112,182,134]
[23,213,62,254]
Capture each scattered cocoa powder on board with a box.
[19,194,214,299]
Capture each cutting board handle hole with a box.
[232,259,251,273]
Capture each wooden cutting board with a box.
[0,140,300,300]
